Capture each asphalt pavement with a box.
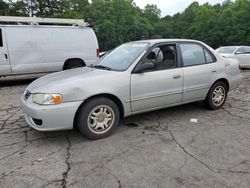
[0,71,250,188]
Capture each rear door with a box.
[0,27,11,75]
[179,43,217,102]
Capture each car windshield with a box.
[216,47,237,54]
[97,42,149,71]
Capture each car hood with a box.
[27,67,117,101]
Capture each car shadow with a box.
[0,78,37,87]
[122,101,206,125]
[21,101,207,143]
[0,74,46,87]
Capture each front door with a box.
[0,27,11,75]
[131,44,183,113]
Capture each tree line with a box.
[0,0,249,51]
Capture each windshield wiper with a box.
[92,65,113,71]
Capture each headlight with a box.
[32,93,62,105]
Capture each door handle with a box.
[172,74,181,79]
[4,54,8,60]
[211,70,216,73]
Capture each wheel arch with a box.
[73,93,125,130]
[63,58,86,70]
[212,78,229,91]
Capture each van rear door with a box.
[0,27,11,75]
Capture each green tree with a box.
[2,0,250,50]
[0,0,9,15]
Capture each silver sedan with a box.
[22,39,242,139]
[216,46,250,68]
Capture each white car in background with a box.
[216,46,250,68]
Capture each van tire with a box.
[64,60,84,70]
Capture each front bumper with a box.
[21,95,82,131]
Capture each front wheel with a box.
[204,81,228,110]
[77,97,120,140]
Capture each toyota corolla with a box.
[21,39,242,140]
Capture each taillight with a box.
[96,49,100,57]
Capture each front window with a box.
[96,42,149,71]
[216,47,237,54]
[140,44,177,71]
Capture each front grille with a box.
[24,90,31,100]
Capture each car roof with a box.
[218,46,250,48]
[129,39,202,45]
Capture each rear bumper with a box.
[21,96,82,131]
[229,73,243,91]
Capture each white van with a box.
[0,16,99,76]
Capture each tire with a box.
[77,97,120,140]
[64,60,84,70]
[204,81,228,110]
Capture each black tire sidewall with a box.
[205,82,228,110]
[65,60,83,70]
[77,97,120,140]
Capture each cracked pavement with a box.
[0,71,250,188]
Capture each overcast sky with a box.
[133,0,226,17]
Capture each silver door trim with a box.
[184,85,210,93]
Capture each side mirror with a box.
[147,51,156,60]
[137,62,155,73]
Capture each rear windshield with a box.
[0,29,3,47]
[216,47,237,54]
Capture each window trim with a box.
[132,42,181,74]
[0,28,3,47]
[177,42,217,68]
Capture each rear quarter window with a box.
[204,49,215,63]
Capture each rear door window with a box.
[180,44,206,66]
[0,29,3,47]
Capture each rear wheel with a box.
[64,60,84,70]
[204,81,228,110]
[77,97,120,140]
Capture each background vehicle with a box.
[22,39,242,140]
[216,46,250,68]
[0,16,99,77]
